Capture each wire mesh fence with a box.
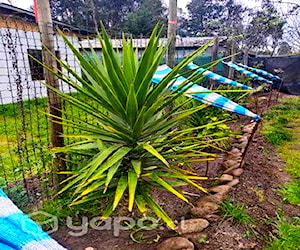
[0,13,138,201]
[0,12,92,202]
[0,4,225,204]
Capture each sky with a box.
[0,0,188,10]
[1,0,298,15]
[165,0,190,9]
[1,0,189,9]
[1,0,33,9]
[0,0,258,10]
[2,0,298,49]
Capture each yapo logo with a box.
[66,216,160,236]
[21,211,161,237]
[22,211,59,235]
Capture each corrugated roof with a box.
[80,36,227,49]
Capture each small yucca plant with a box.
[45,24,220,229]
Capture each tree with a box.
[278,1,300,51]
[124,0,167,36]
[177,7,189,37]
[278,41,292,55]
[284,10,300,51]
[185,0,225,36]
[182,0,248,38]
[183,0,285,58]
[49,0,166,36]
[50,0,141,33]
[95,0,141,35]
[50,0,95,28]
[242,2,286,56]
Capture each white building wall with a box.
[0,27,81,104]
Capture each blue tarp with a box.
[223,61,273,84]
[187,63,253,90]
[0,189,66,250]
[236,63,281,81]
[153,65,261,121]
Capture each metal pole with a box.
[35,0,66,187]
[167,0,177,68]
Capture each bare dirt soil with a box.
[52,91,300,250]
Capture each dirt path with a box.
[196,129,300,249]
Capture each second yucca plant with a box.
[47,24,220,229]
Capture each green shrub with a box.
[175,96,234,147]
[43,24,223,228]
[0,178,30,209]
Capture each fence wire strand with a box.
[0,10,212,202]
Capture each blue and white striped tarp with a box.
[236,63,281,81]
[222,61,273,84]
[0,189,66,250]
[187,63,253,90]
[153,65,261,121]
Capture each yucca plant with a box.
[43,24,221,229]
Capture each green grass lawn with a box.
[262,96,300,250]
[0,98,50,182]
[0,93,96,183]
[266,216,300,250]
[263,96,300,205]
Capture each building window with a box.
[28,49,44,80]
[28,49,61,80]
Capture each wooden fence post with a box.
[228,41,237,79]
[35,0,66,187]
[167,0,177,67]
[243,49,249,66]
[211,36,219,72]
[210,36,219,87]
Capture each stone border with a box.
[157,121,259,250]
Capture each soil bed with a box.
[52,91,300,250]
